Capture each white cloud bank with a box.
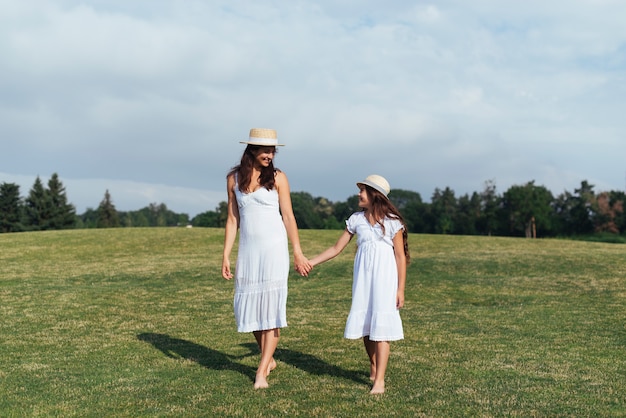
[1,1,625,216]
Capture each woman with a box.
[222,128,311,389]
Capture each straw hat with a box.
[357,174,391,197]
[240,128,285,146]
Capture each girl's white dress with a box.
[344,211,404,341]
[233,183,289,333]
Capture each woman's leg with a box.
[253,330,278,375]
[363,336,377,381]
[254,328,280,389]
[370,341,390,394]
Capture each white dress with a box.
[233,182,289,333]
[344,212,404,341]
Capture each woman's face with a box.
[357,186,371,209]
[254,147,276,168]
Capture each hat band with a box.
[247,137,279,146]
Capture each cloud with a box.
[1,0,625,217]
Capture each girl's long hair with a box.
[364,185,411,264]
[228,145,278,192]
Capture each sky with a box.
[1,0,625,217]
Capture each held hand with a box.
[294,254,312,277]
[222,259,233,280]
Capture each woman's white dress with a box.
[344,212,404,341]
[233,184,289,333]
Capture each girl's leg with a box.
[363,336,377,381]
[370,341,390,394]
[254,328,280,389]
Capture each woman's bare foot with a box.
[254,374,269,389]
[267,359,277,376]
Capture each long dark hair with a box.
[228,145,278,192]
[364,185,410,264]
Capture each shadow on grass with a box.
[137,334,369,386]
[137,333,256,382]
[238,342,370,385]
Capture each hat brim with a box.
[240,141,285,146]
[357,180,390,198]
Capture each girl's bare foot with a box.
[370,385,385,395]
[254,374,269,389]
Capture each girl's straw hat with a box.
[357,174,391,197]
[240,128,285,146]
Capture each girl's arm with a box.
[275,171,312,276]
[222,174,240,280]
[310,229,353,267]
[392,230,407,308]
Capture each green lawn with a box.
[1,228,624,417]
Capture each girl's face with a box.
[254,147,276,168]
[358,186,371,209]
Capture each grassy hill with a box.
[1,228,624,416]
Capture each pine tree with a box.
[24,176,53,230]
[47,173,76,229]
[0,182,24,233]
[97,190,120,228]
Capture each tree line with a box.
[1,174,625,241]
[0,174,189,232]
[193,179,625,240]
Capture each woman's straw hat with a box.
[240,128,285,146]
[357,174,391,197]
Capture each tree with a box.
[290,192,323,229]
[571,180,597,235]
[78,208,99,228]
[608,190,626,234]
[430,187,457,234]
[389,189,424,233]
[501,181,554,237]
[97,190,120,228]
[24,176,53,230]
[595,191,623,234]
[477,180,499,236]
[192,202,228,227]
[216,201,228,227]
[192,210,221,227]
[0,182,24,233]
[333,195,360,224]
[455,192,481,235]
[551,180,599,236]
[46,173,76,229]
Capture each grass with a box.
[0,228,625,417]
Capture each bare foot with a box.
[267,359,277,376]
[370,385,385,395]
[254,374,269,390]
[369,364,376,381]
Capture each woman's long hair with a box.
[364,185,411,264]
[228,145,278,192]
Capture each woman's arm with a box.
[392,230,407,308]
[309,229,353,267]
[222,174,240,280]
[275,171,312,276]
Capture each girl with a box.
[309,174,409,394]
[222,128,312,389]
